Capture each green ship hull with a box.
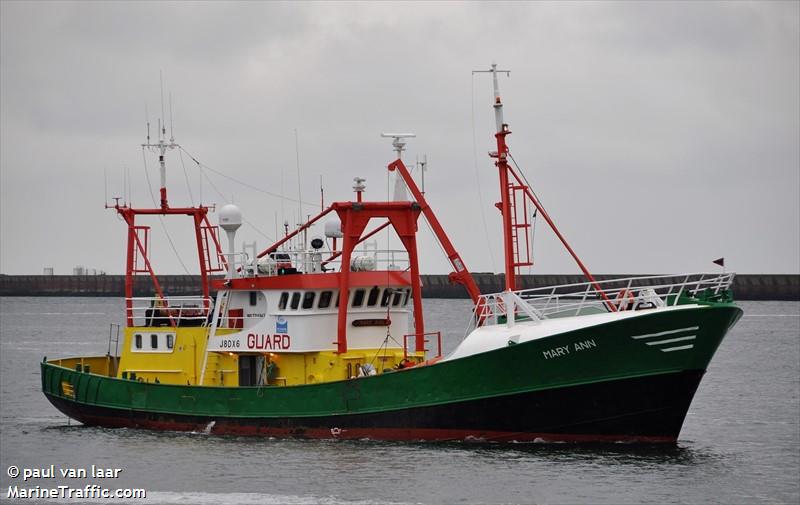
[42,302,741,442]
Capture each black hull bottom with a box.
[45,370,705,443]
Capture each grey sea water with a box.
[0,297,798,504]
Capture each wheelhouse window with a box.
[318,291,333,309]
[135,334,142,349]
[278,292,289,310]
[403,289,411,306]
[166,334,174,349]
[392,290,402,306]
[352,289,365,307]
[380,289,391,307]
[367,287,380,306]
[249,291,258,306]
[302,291,316,309]
[290,292,301,310]
[150,334,158,349]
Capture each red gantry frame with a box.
[212,157,484,355]
[115,202,226,328]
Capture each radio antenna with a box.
[420,154,428,195]
[159,70,166,139]
[169,92,174,142]
[143,73,179,209]
[295,128,302,218]
[145,103,150,144]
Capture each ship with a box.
[41,65,741,443]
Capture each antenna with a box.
[104,166,108,205]
[124,164,131,206]
[169,92,174,142]
[380,133,416,160]
[143,74,179,209]
[159,70,166,138]
[420,154,428,195]
[198,158,203,205]
[320,175,324,211]
[295,128,302,219]
[280,158,285,229]
[145,103,150,143]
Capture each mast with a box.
[475,64,517,290]
[111,96,226,326]
[142,120,178,209]
[475,63,615,308]
[381,133,415,201]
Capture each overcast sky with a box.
[1,1,798,277]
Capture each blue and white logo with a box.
[276,316,288,333]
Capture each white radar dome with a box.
[324,218,343,239]
[219,204,243,232]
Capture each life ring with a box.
[615,289,635,311]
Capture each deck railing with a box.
[468,273,735,332]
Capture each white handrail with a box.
[472,272,735,327]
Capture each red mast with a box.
[476,64,615,309]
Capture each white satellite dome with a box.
[219,204,243,232]
[324,217,343,239]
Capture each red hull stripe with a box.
[67,411,676,444]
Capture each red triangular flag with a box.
[713,258,725,267]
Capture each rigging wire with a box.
[178,148,195,206]
[200,169,275,242]
[294,128,302,228]
[141,147,192,275]
[471,75,498,273]
[508,152,547,215]
[509,152,547,276]
[422,214,450,268]
[179,146,317,210]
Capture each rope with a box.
[471,75,498,272]
[508,153,543,276]
[178,148,195,206]
[508,153,546,211]
[199,169,275,242]
[179,146,317,210]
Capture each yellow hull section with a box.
[116,327,421,387]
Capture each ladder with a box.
[508,182,534,272]
[198,290,229,385]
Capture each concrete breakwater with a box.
[0,274,797,300]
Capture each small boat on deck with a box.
[41,65,741,442]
